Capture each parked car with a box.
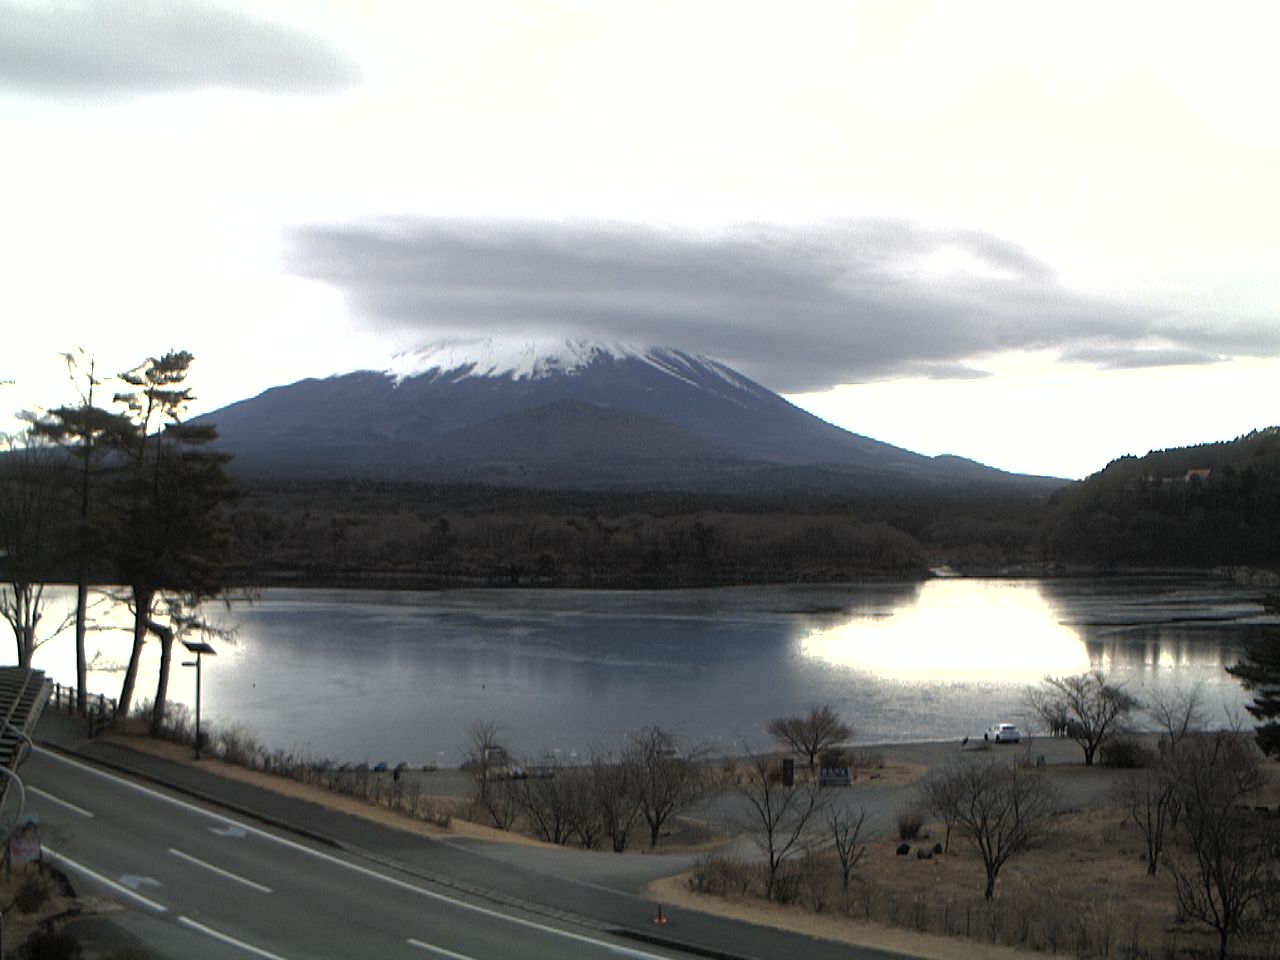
[985,723,1021,743]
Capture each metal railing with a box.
[49,683,117,737]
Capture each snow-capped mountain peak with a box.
[385,337,650,384]
[383,336,776,408]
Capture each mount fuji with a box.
[197,338,1058,490]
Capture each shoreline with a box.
[31,565,1269,596]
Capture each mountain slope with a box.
[198,339,1061,491]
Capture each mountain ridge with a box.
[196,338,1064,492]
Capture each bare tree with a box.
[563,767,604,849]
[921,763,965,854]
[1116,764,1179,876]
[464,719,506,804]
[925,758,1057,900]
[629,727,701,849]
[1146,682,1206,750]
[0,436,70,667]
[734,743,829,901]
[587,747,641,853]
[827,805,868,890]
[481,777,521,831]
[512,760,578,845]
[767,704,853,770]
[1166,732,1277,960]
[1026,671,1140,766]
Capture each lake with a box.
[30,576,1273,766]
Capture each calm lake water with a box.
[30,577,1274,765]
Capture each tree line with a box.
[201,426,1280,584]
[218,478,1059,588]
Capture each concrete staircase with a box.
[0,666,52,774]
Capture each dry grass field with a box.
[668,762,1280,960]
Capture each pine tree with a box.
[1226,594,1280,757]
[111,351,238,729]
[30,352,134,710]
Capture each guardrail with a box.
[49,683,117,737]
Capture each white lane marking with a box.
[120,874,162,892]
[242,830,677,960]
[29,786,94,818]
[169,847,273,893]
[35,747,246,829]
[407,940,480,960]
[178,916,294,960]
[35,747,672,959]
[43,845,167,913]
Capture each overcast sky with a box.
[2,1,1277,479]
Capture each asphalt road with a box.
[26,747,704,960]
[23,745,915,960]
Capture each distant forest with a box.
[222,428,1280,588]
[223,481,1051,587]
[1040,427,1280,570]
[8,428,1277,591]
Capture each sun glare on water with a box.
[799,579,1091,683]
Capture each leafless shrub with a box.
[687,856,758,898]
[896,807,925,841]
[1100,736,1156,769]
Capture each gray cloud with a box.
[1060,345,1224,369]
[919,363,994,381]
[286,218,1280,393]
[0,0,359,98]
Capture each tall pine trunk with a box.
[118,585,154,718]
[149,620,175,736]
[75,579,88,714]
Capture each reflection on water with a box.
[800,580,1090,682]
[27,578,1274,763]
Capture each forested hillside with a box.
[223,480,1051,587]
[1039,428,1280,568]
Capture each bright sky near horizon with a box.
[2,0,1277,479]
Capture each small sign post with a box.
[9,815,40,863]
[818,766,852,787]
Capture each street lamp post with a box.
[181,640,216,759]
